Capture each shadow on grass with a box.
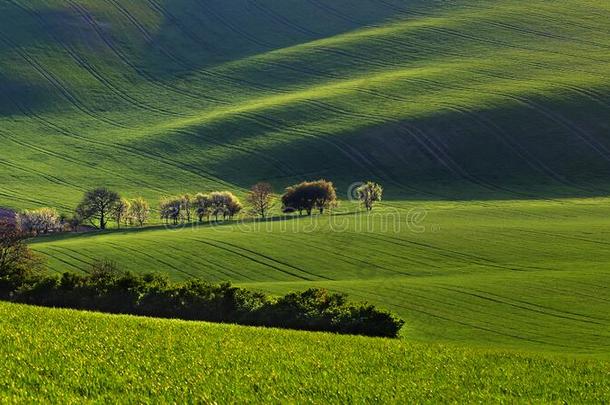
[28,210,363,244]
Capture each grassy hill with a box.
[3,1,610,396]
[2,0,610,210]
[31,199,610,357]
[1,301,608,402]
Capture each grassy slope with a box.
[3,0,610,384]
[1,0,610,210]
[1,301,609,403]
[31,199,610,357]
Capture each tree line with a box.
[13,180,383,234]
[0,221,403,337]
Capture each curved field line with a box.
[151,238,256,281]
[66,0,228,105]
[192,237,317,281]
[143,0,223,53]
[35,250,83,273]
[381,283,565,333]
[0,32,126,129]
[115,0,294,95]
[369,233,550,272]
[0,159,82,192]
[184,237,287,282]
[172,127,295,178]
[302,0,366,26]
[249,0,321,37]
[320,231,442,271]
[7,0,187,118]
[278,232,411,276]
[0,128,169,195]
[42,246,94,268]
[337,284,568,347]
[0,186,71,211]
[466,285,610,323]
[102,241,199,279]
[207,238,332,280]
[439,285,605,326]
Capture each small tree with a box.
[209,192,242,220]
[113,198,131,229]
[281,180,337,216]
[129,197,150,227]
[159,197,181,225]
[226,194,243,219]
[68,215,81,232]
[76,188,121,230]
[247,182,274,219]
[357,182,383,211]
[180,194,193,223]
[312,180,337,214]
[194,193,212,222]
[16,208,61,235]
[281,185,306,215]
[0,220,41,290]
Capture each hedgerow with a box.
[1,259,404,338]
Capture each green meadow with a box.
[2,0,610,401]
[30,199,610,357]
[1,302,609,403]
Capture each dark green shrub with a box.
[0,258,404,338]
[254,288,404,337]
[333,304,405,338]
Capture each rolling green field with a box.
[2,0,610,400]
[2,301,609,403]
[31,199,610,357]
[1,0,610,208]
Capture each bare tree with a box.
[76,188,121,230]
[246,182,274,219]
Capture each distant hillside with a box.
[1,0,610,209]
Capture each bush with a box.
[1,259,404,338]
[258,289,404,337]
[282,180,337,215]
[0,220,43,297]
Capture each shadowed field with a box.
[1,0,610,209]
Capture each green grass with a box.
[30,199,610,357]
[1,301,609,403]
[2,0,610,210]
[3,1,610,399]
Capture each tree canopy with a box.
[76,188,121,230]
[357,182,383,211]
[282,180,337,215]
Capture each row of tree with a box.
[14,180,383,233]
[159,191,244,225]
[75,189,151,231]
